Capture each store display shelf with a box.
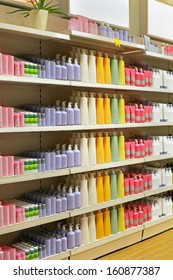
[44,251,70,260]
[1,122,173,134]
[0,212,69,236]
[144,213,173,229]
[145,51,173,62]
[144,185,173,197]
[144,154,173,163]
[0,169,70,185]
[0,22,70,42]
[69,30,145,52]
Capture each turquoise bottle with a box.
[110,94,119,124]
[110,170,118,200]
[111,55,119,85]
[110,132,119,162]
[110,206,118,234]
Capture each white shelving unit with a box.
[0,23,173,260]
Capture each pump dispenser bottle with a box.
[67,57,74,81]
[74,224,82,247]
[67,187,75,210]
[67,224,75,249]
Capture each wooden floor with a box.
[99,229,173,260]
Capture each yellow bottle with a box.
[103,132,111,163]
[103,171,111,201]
[118,56,125,85]
[96,132,105,163]
[96,172,104,203]
[96,93,105,124]
[96,52,105,84]
[103,53,112,84]
[118,131,126,161]
[118,204,125,232]
[118,94,125,124]
[103,208,111,237]
[117,170,125,198]
[103,93,111,124]
[95,210,104,239]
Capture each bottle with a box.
[61,233,67,251]
[66,144,74,168]
[96,93,105,124]
[110,170,118,199]
[118,204,125,232]
[118,56,125,85]
[103,208,111,237]
[95,210,104,239]
[66,57,74,81]
[111,132,119,162]
[74,103,81,125]
[118,95,125,123]
[74,144,81,167]
[67,224,75,249]
[88,212,96,242]
[110,206,118,234]
[118,131,126,160]
[61,101,67,126]
[88,173,97,205]
[103,132,111,163]
[103,53,112,84]
[74,58,81,81]
[103,93,111,124]
[98,22,106,37]
[67,187,75,210]
[88,133,97,165]
[61,56,67,80]
[96,52,105,83]
[66,102,74,125]
[80,49,89,82]
[111,94,119,124]
[111,54,119,85]
[88,50,96,83]
[103,171,111,201]
[88,92,96,125]
[80,92,89,125]
[80,174,89,207]
[74,186,81,209]
[56,194,62,213]
[117,170,125,198]
[96,132,105,163]
[74,224,82,247]
[55,61,62,80]
[80,133,89,166]
[55,235,62,253]
[80,214,89,244]
[96,172,104,203]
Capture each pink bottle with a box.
[147,173,152,190]
[133,208,139,226]
[3,205,10,226]
[125,210,130,229]
[143,70,149,87]
[130,141,135,159]
[124,177,130,196]
[128,209,133,227]
[139,139,145,158]
[143,139,149,156]
[2,54,8,75]
[138,174,144,192]
[93,21,98,35]
[88,20,94,34]
[9,203,16,224]
[14,61,20,76]
[135,140,141,158]
[140,68,145,87]
[8,156,14,176]
[125,141,131,159]
[135,104,140,123]
[138,206,144,225]
[14,161,20,175]
[2,156,8,177]
[130,68,136,86]
[19,62,25,77]
[142,205,148,223]
[143,105,149,122]
[135,68,141,87]
[125,105,131,123]
[7,55,14,76]
[130,105,135,123]
[148,70,153,87]
[125,68,131,85]
[148,139,153,156]
[134,176,139,194]
[147,204,152,221]
[8,107,14,127]
[143,174,148,191]
[148,106,153,122]
[139,104,145,122]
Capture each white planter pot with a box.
[29,9,48,30]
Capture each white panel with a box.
[148,0,173,40]
[69,0,129,28]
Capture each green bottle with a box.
[110,206,118,234]
[110,170,118,200]
[110,132,119,162]
[110,94,119,124]
[111,55,119,85]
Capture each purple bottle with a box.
[74,58,81,81]
[66,102,74,125]
[51,195,56,215]
[55,61,62,80]
[50,236,56,255]
[55,150,62,170]
[45,107,51,126]
[55,102,62,126]
[50,151,56,170]
[74,186,81,209]
[61,101,67,126]
[45,196,51,216]
[61,187,67,212]
[74,224,82,247]
[74,144,81,167]
[45,151,51,171]
[56,195,62,213]
[50,107,56,126]
[106,24,113,38]
[61,144,68,169]
[67,187,75,210]
[45,238,51,256]
[74,102,81,125]
[50,60,56,79]
[67,57,74,81]
[61,56,67,80]
[98,22,106,37]
[66,144,74,168]
[61,233,67,251]
[56,235,62,253]
[44,59,51,79]
[67,224,75,249]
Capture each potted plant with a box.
[9,0,67,30]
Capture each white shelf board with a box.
[144,185,173,197]
[70,226,143,256]
[144,214,173,229]
[0,169,70,185]
[0,212,69,235]
[1,122,173,134]
[44,251,70,260]
[144,154,173,163]
[0,22,70,42]
[145,51,173,62]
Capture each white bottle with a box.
[80,49,89,82]
[80,214,89,244]
[152,137,160,156]
[80,92,89,125]
[152,171,157,190]
[152,104,160,122]
[88,173,97,205]
[161,197,166,216]
[88,133,97,165]
[161,167,166,187]
[158,197,162,217]
[88,212,96,242]
[88,50,96,83]
[80,174,89,207]
[80,133,89,166]
[88,92,96,125]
